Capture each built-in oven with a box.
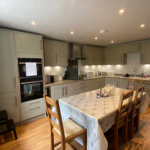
[18,58,44,103]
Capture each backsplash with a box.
[44,53,150,78]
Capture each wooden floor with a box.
[0,108,150,150]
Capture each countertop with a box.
[45,76,150,87]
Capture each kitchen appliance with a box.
[18,58,44,103]
[123,73,129,77]
[69,43,86,60]
[86,72,94,78]
[101,72,107,76]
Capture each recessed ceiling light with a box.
[100,30,107,34]
[111,41,114,43]
[95,37,98,40]
[119,9,124,14]
[70,31,74,34]
[140,24,145,28]
[31,21,36,25]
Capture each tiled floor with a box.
[0,108,150,150]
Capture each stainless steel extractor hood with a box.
[69,43,86,60]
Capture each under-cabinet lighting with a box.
[92,65,95,67]
[108,65,111,67]
[146,64,150,67]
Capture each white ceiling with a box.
[0,0,150,46]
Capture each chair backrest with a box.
[131,85,145,117]
[126,79,142,90]
[116,89,134,126]
[43,94,65,139]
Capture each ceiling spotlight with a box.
[111,41,114,43]
[119,9,124,14]
[140,24,145,28]
[100,30,107,34]
[31,21,36,25]
[70,31,74,34]
[95,37,98,40]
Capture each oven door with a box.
[20,80,43,103]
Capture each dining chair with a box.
[104,89,134,150]
[129,85,145,139]
[126,79,142,90]
[43,94,87,150]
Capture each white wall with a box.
[102,53,150,75]
[44,53,150,77]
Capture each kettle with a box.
[59,76,63,81]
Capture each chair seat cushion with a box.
[54,119,83,138]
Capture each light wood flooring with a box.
[0,108,150,150]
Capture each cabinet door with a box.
[0,30,17,94]
[98,78,105,89]
[124,43,139,54]
[63,84,71,97]
[93,80,98,90]
[119,79,127,89]
[14,32,43,53]
[140,41,150,64]
[86,46,94,65]
[57,42,68,66]
[51,85,63,100]
[44,40,58,66]
[105,78,119,87]
[0,92,20,123]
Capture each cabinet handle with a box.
[14,77,16,88]
[29,101,40,105]
[121,56,122,62]
[55,55,57,63]
[15,96,18,107]
[29,107,40,111]
[87,57,88,63]
[142,54,143,61]
[65,87,67,95]
[66,55,68,63]
[93,57,94,63]
[40,40,42,50]
[62,88,64,95]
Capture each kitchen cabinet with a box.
[119,79,127,89]
[97,78,105,89]
[105,46,126,65]
[62,84,71,98]
[124,43,139,54]
[0,30,17,94]
[81,46,104,66]
[140,41,150,64]
[0,92,20,123]
[44,40,68,66]
[105,78,120,87]
[14,32,43,53]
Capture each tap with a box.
[134,68,137,77]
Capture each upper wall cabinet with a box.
[44,40,68,66]
[105,46,126,65]
[14,32,43,53]
[124,43,140,54]
[140,41,150,64]
[81,46,104,66]
[0,30,17,94]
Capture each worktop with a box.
[45,76,150,87]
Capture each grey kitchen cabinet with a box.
[119,79,127,89]
[14,32,43,53]
[81,46,104,66]
[105,78,120,87]
[0,29,17,94]
[44,40,68,66]
[140,41,150,64]
[97,78,105,89]
[0,92,20,123]
[124,43,139,54]
[105,46,126,65]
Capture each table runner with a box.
[57,88,148,150]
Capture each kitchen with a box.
[0,0,150,150]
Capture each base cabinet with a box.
[0,92,20,123]
[119,79,127,89]
[105,78,120,87]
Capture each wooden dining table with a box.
[56,88,147,150]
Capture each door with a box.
[105,78,119,87]
[140,41,150,64]
[57,42,68,66]
[0,92,20,123]
[44,40,58,66]
[14,32,43,53]
[0,30,17,94]
[51,85,62,100]
[124,43,139,54]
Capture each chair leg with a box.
[50,132,54,150]
[124,122,128,142]
[82,130,87,150]
[114,128,118,150]
[129,118,133,139]
[13,129,17,140]
[136,112,140,131]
